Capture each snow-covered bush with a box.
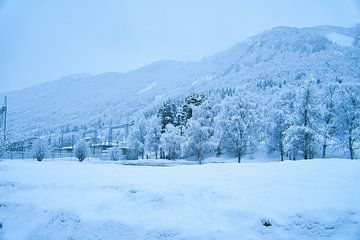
[31,140,47,161]
[109,147,121,161]
[74,140,89,162]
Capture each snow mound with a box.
[0,159,360,239]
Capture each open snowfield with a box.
[0,159,360,240]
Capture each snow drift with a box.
[0,158,359,239]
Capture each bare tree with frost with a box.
[334,83,360,159]
[160,124,183,160]
[214,91,258,163]
[145,116,162,159]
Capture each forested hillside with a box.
[1,24,359,160]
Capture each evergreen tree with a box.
[158,100,177,131]
[182,93,206,123]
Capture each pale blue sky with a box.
[0,0,359,92]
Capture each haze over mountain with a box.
[2,24,360,140]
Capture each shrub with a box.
[74,140,88,162]
[31,140,47,161]
[109,147,121,161]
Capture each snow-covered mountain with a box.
[2,24,360,139]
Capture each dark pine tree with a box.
[158,100,177,132]
[182,93,206,122]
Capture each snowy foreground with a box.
[0,159,360,240]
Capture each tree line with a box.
[2,80,359,163]
[127,80,359,163]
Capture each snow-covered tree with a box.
[74,139,89,162]
[214,91,258,163]
[160,124,183,160]
[0,131,11,158]
[318,83,338,158]
[182,100,216,163]
[128,119,147,159]
[145,116,162,159]
[182,118,212,164]
[284,80,320,159]
[31,139,47,161]
[266,88,296,161]
[334,83,360,159]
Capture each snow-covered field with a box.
[0,159,360,240]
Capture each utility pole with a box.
[125,115,129,139]
[1,96,7,141]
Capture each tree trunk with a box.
[304,132,309,160]
[322,141,327,159]
[303,97,310,160]
[349,129,354,159]
[159,148,163,159]
[237,154,241,163]
[280,143,284,161]
[350,148,354,160]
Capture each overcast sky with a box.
[0,0,359,92]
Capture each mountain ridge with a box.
[2,24,360,139]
